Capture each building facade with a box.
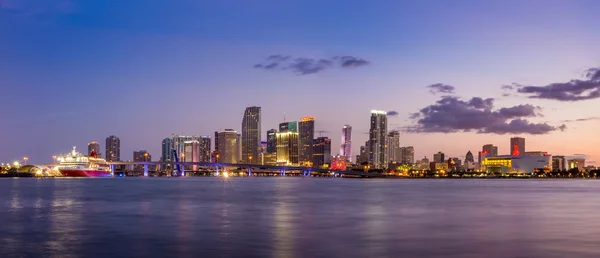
[133,150,151,170]
[313,137,331,168]
[569,159,586,170]
[105,135,120,162]
[241,106,261,164]
[387,131,401,163]
[552,156,566,171]
[299,116,315,166]
[279,121,298,133]
[87,142,100,157]
[400,146,415,164]
[510,137,525,156]
[368,110,388,169]
[216,130,238,164]
[482,155,551,174]
[465,151,474,163]
[340,125,352,162]
[276,131,299,165]
[198,136,211,163]
[266,129,277,153]
[433,151,445,164]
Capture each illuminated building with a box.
[400,146,414,164]
[524,151,548,157]
[279,121,298,133]
[261,152,277,165]
[236,133,242,163]
[465,151,474,163]
[568,159,585,170]
[133,150,151,170]
[552,156,566,171]
[418,156,430,170]
[369,110,388,169]
[312,137,331,168]
[299,116,315,165]
[172,135,202,165]
[340,125,352,162]
[217,130,238,164]
[482,155,551,174]
[242,106,261,164]
[88,142,100,157]
[449,158,461,170]
[510,137,525,156]
[161,138,173,162]
[276,131,299,165]
[483,144,498,156]
[387,131,401,163]
[199,136,211,162]
[433,151,445,163]
[105,135,120,162]
[331,155,346,170]
[214,131,219,153]
[266,129,277,153]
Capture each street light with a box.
[249,156,252,164]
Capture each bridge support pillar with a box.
[143,164,148,177]
[110,164,115,176]
[248,167,252,177]
[216,166,219,176]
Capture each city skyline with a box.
[1,1,599,165]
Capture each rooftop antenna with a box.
[284,112,286,122]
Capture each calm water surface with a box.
[1,177,600,258]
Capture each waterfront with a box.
[2,178,600,258]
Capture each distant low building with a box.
[482,155,551,174]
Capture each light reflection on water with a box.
[1,178,600,257]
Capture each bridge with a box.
[106,161,385,178]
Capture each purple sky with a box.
[1,0,599,165]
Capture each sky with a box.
[1,0,600,165]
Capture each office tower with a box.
[267,129,277,153]
[299,116,315,165]
[105,135,120,162]
[279,121,298,133]
[368,110,388,169]
[172,135,201,162]
[510,137,525,156]
[236,134,242,163]
[482,144,498,156]
[242,106,261,164]
[88,142,100,157]
[340,125,352,162]
[358,141,369,164]
[276,131,299,165]
[260,141,267,153]
[161,137,173,162]
[552,156,566,171]
[400,146,415,164]
[312,137,331,168]
[387,131,401,163]
[199,136,211,162]
[465,151,474,163]
[214,131,219,152]
[133,150,151,170]
[217,129,238,164]
[433,151,445,163]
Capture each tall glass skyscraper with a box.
[368,110,387,169]
[340,125,352,162]
[161,137,173,162]
[387,131,401,163]
[266,129,277,153]
[242,106,261,164]
[510,137,525,156]
[299,116,315,166]
[105,135,120,162]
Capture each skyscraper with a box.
[299,116,315,166]
[368,110,388,169]
[510,137,525,156]
[279,121,298,133]
[105,135,120,162]
[433,151,445,163]
[242,106,261,164]
[217,129,238,164]
[199,136,211,163]
[214,131,219,153]
[552,156,566,171]
[400,146,415,164]
[387,131,401,163]
[133,150,151,170]
[312,137,331,168]
[236,133,242,163]
[276,131,299,165]
[172,135,201,163]
[161,137,173,162]
[88,142,100,157]
[465,151,474,163]
[266,129,277,153]
[482,144,498,156]
[340,125,352,162]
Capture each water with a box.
[1,177,600,258]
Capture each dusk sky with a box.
[1,0,600,164]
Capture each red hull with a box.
[59,169,112,177]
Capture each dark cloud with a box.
[254,55,370,75]
[501,85,514,90]
[561,117,600,123]
[427,83,455,95]
[387,111,399,117]
[513,66,600,101]
[407,96,563,135]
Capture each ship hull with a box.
[59,169,112,177]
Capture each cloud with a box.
[561,117,600,123]
[427,83,455,95]
[407,96,564,135]
[501,85,514,90]
[513,66,600,101]
[387,111,399,117]
[254,55,370,75]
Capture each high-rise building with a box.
[299,116,315,166]
[199,136,211,162]
[387,131,401,163]
[105,135,120,162]
[433,151,445,163]
[482,144,498,156]
[217,129,238,164]
[358,141,370,165]
[400,146,415,164]
[510,137,525,156]
[266,129,277,153]
[279,121,298,133]
[133,150,151,170]
[214,131,219,153]
[161,137,173,162]
[88,142,100,157]
[465,151,474,163]
[313,137,331,168]
[368,110,388,169]
[242,106,261,164]
[552,156,566,171]
[236,133,242,163]
[172,135,201,163]
[276,131,299,165]
[340,125,352,162]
